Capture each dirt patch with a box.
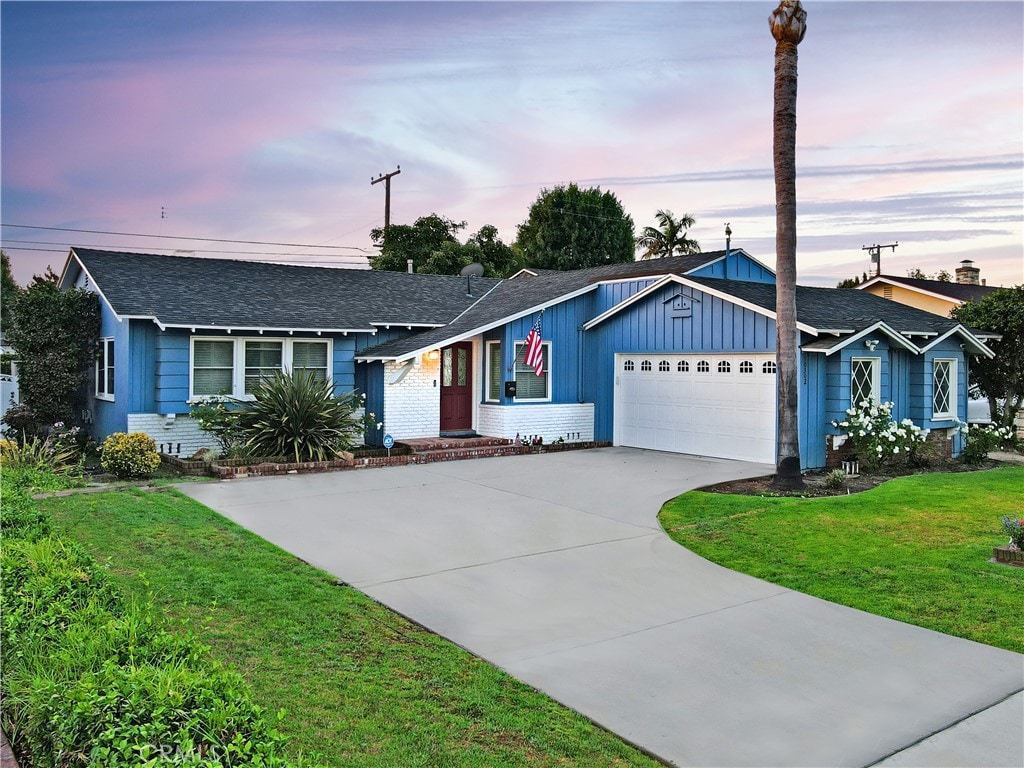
[702,458,1011,498]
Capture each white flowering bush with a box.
[832,401,930,472]
[958,421,1016,465]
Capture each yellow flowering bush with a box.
[100,432,161,479]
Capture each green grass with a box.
[43,487,658,768]
[658,466,1024,654]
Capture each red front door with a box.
[439,342,473,433]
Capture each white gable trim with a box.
[857,276,966,306]
[356,283,600,363]
[508,268,540,279]
[60,250,124,324]
[801,321,921,356]
[582,274,817,334]
[919,326,995,359]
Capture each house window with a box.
[486,341,502,401]
[193,340,234,396]
[190,337,332,399]
[244,341,284,394]
[851,357,880,406]
[514,341,550,400]
[292,341,329,383]
[932,359,956,419]
[697,360,710,373]
[95,337,115,400]
[677,360,689,372]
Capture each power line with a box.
[0,223,371,251]
[0,239,370,259]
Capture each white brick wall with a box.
[478,403,594,443]
[382,359,441,439]
[127,413,214,457]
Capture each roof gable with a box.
[858,275,998,305]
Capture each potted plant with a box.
[993,516,1024,566]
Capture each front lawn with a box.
[658,466,1024,654]
[43,487,658,768]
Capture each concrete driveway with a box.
[180,448,1024,767]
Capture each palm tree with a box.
[635,210,700,260]
[769,0,806,490]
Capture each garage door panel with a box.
[616,353,776,463]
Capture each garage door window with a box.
[740,361,754,374]
[718,361,731,373]
[763,361,776,374]
[697,360,710,373]
[677,360,689,372]
[623,359,634,371]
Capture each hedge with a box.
[0,475,311,767]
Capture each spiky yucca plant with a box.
[238,371,363,463]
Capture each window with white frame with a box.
[851,357,880,406]
[95,337,115,400]
[485,341,502,401]
[932,359,957,419]
[513,341,550,400]
[190,337,332,399]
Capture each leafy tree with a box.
[951,286,1024,431]
[515,183,635,270]
[836,271,868,289]
[420,225,521,278]
[635,210,700,260]
[769,0,807,490]
[370,214,466,273]
[906,268,952,282]
[5,280,101,430]
[1,251,19,332]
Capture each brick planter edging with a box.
[993,545,1024,567]
[169,440,614,480]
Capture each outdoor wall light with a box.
[425,349,440,362]
[864,339,879,351]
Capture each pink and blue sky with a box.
[2,1,1022,287]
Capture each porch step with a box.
[402,436,514,452]
[411,444,529,463]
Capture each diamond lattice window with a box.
[851,358,878,406]
[933,360,954,417]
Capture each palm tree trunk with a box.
[770,0,806,489]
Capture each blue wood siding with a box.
[595,279,657,313]
[799,351,827,469]
[689,252,776,283]
[361,361,385,447]
[920,338,969,455]
[91,301,130,440]
[491,294,592,405]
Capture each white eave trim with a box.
[920,326,995,359]
[356,282,601,363]
[370,322,446,330]
[857,276,967,306]
[801,321,921,356]
[159,322,377,335]
[582,274,816,334]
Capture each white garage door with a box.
[615,353,777,463]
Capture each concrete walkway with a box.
[180,448,1024,767]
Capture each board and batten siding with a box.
[585,282,776,451]
[799,351,828,469]
[691,252,776,283]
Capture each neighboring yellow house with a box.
[857,260,997,317]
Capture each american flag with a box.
[524,312,544,376]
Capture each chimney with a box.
[956,260,980,285]
[407,259,414,274]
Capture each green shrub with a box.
[1001,515,1024,549]
[824,469,846,489]
[237,371,364,462]
[831,401,929,472]
[1,434,80,474]
[100,432,162,479]
[0,478,306,767]
[190,399,250,458]
[959,422,1016,465]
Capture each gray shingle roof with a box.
[69,248,501,330]
[684,277,963,335]
[864,275,999,303]
[357,251,736,359]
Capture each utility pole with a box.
[862,242,898,277]
[371,166,401,233]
